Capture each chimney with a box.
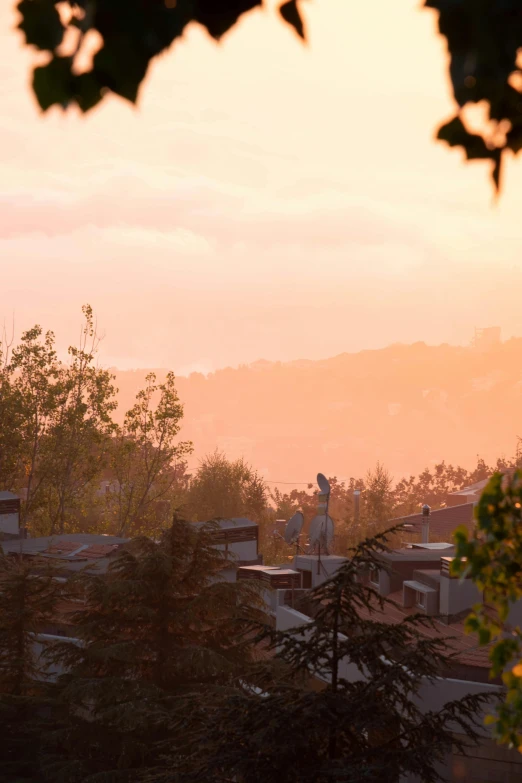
[353,490,361,524]
[421,504,430,543]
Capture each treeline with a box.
[1,308,520,552]
[0,518,488,783]
[0,306,192,538]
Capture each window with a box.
[415,591,426,609]
[369,568,380,586]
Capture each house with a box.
[275,543,522,782]
[237,564,302,617]
[3,520,263,683]
[0,491,21,538]
[193,517,263,581]
[389,503,475,541]
[3,517,263,643]
[445,468,517,508]
[1,533,131,640]
[445,479,490,507]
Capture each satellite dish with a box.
[317,473,331,495]
[309,514,335,549]
[284,512,304,544]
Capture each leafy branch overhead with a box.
[16,1,522,191]
[426,0,522,191]
[16,0,305,113]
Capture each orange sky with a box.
[2,0,522,374]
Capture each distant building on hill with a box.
[472,326,501,352]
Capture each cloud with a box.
[0,169,431,265]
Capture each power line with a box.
[264,480,312,485]
[181,465,313,485]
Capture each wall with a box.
[32,633,82,683]
[439,574,482,616]
[293,555,348,589]
[507,599,522,628]
[379,567,403,596]
[214,539,258,562]
[0,512,19,535]
[276,605,367,684]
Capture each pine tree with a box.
[181,531,491,783]
[42,516,267,781]
[0,546,62,782]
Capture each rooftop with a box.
[391,503,475,541]
[192,517,258,530]
[2,533,130,573]
[356,589,493,676]
[377,546,456,563]
[0,491,19,501]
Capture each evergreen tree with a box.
[42,516,266,781]
[181,531,491,783]
[0,546,62,782]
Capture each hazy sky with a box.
[2,0,522,374]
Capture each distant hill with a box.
[109,339,522,486]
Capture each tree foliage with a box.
[8,324,60,527]
[0,547,62,782]
[268,453,522,559]
[0,307,190,539]
[168,531,490,783]
[452,469,522,750]
[15,1,522,190]
[426,0,522,191]
[42,516,266,781]
[39,305,118,535]
[107,372,192,537]
[15,0,304,114]
[186,450,268,523]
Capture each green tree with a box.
[37,305,118,536]
[0,324,25,493]
[393,461,470,517]
[8,325,60,528]
[182,531,489,783]
[43,517,266,781]
[452,470,522,750]
[187,451,268,523]
[0,547,62,782]
[363,462,394,530]
[107,372,192,537]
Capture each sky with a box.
[2,0,522,375]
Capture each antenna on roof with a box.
[317,473,331,495]
[421,504,431,544]
[308,473,335,572]
[284,511,304,555]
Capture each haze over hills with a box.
[110,338,522,488]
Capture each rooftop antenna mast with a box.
[283,511,304,557]
[309,473,334,574]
